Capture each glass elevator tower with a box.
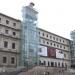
[70,30,75,67]
[21,3,39,68]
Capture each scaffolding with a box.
[21,3,39,69]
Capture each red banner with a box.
[47,47,56,58]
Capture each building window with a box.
[60,39,61,42]
[47,34,48,37]
[3,57,7,63]
[55,62,57,67]
[56,38,58,41]
[48,61,50,66]
[47,42,49,44]
[60,45,62,48]
[4,41,8,48]
[64,46,65,49]
[13,23,16,26]
[6,20,9,24]
[43,61,46,66]
[64,53,66,58]
[12,43,15,49]
[62,63,64,67]
[39,32,40,35]
[53,37,55,40]
[58,62,60,67]
[50,43,52,45]
[60,50,63,53]
[43,33,44,36]
[57,44,59,47]
[51,62,54,67]
[50,36,52,39]
[63,40,64,43]
[54,43,55,46]
[13,32,16,36]
[0,18,1,20]
[5,30,8,34]
[0,18,1,22]
[11,57,15,64]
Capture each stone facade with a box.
[38,28,71,69]
[0,13,71,70]
[0,13,21,68]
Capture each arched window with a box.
[62,63,64,68]
[58,62,60,67]
[48,61,50,66]
[43,61,46,66]
[51,62,54,67]
[55,62,57,67]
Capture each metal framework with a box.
[21,3,39,68]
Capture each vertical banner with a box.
[47,47,56,58]
[38,45,47,56]
[56,49,64,59]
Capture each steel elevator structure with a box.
[70,30,75,67]
[21,3,39,68]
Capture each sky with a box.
[0,0,75,39]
